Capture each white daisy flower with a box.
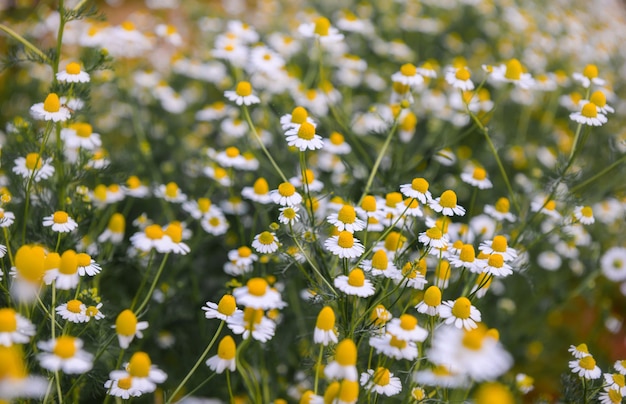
[85,303,105,322]
[103,377,143,399]
[60,122,102,150]
[323,131,351,155]
[385,314,428,342]
[224,81,260,106]
[201,213,230,236]
[12,153,55,182]
[445,67,474,91]
[569,356,602,379]
[587,90,615,114]
[130,224,176,253]
[327,205,366,233]
[113,310,149,349]
[324,339,358,381]
[361,249,402,280]
[314,306,338,346]
[252,231,280,254]
[214,146,247,169]
[202,295,241,321]
[573,206,595,225]
[572,64,605,88]
[601,247,626,282]
[412,365,469,388]
[56,62,90,83]
[242,177,273,205]
[399,177,432,204]
[285,121,324,151]
[479,236,518,262]
[232,278,285,310]
[325,231,365,259]
[461,167,493,189]
[438,297,481,330]
[0,209,16,227]
[449,244,480,273]
[429,190,466,217]
[29,93,71,122]
[289,169,325,192]
[270,182,303,207]
[37,336,93,374]
[55,300,88,323]
[484,197,516,222]
[416,285,442,316]
[334,268,375,297]
[418,227,449,250]
[479,254,513,277]
[298,17,344,45]
[360,367,402,397]
[488,59,534,89]
[226,307,276,342]
[369,332,418,361]
[569,102,607,126]
[278,206,300,225]
[154,182,187,203]
[391,63,424,88]
[206,335,237,373]
[42,211,78,233]
[108,352,167,393]
[0,308,36,346]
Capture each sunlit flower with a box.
[12,153,55,182]
[61,122,101,150]
[242,177,273,204]
[113,309,149,349]
[314,306,338,346]
[270,182,303,207]
[227,307,276,342]
[278,206,301,225]
[57,62,90,83]
[0,308,36,346]
[416,285,442,316]
[569,355,602,379]
[206,335,237,373]
[298,17,344,44]
[0,208,15,228]
[573,206,595,225]
[252,231,280,254]
[484,197,516,222]
[98,213,126,244]
[103,377,143,399]
[515,373,534,394]
[445,66,474,91]
[461,167,493,189]
[37,336,93,374]
[439,297,481,330]
[600,247,626,282]
[386,314,428,342]
[400,177,432,204]
[324,131,351,155]
[201,213,230,236]
[369,332,418,361]
[203,295,241,321]
[232,277,285,310]
[360,367,402,396]
[430,190,466,216]
[569,102,607,126]
[224,81,260,106]
[55,300,87,323]
[327,205,366,233]
[489,58,534,89]
[572,64,605,88]
[122,176,150,198]
[325,231,365,259]
[413,365,468,388]
[130,224,175,253]
[85,303,105,322]
[361,249,401,280]
[391,63,424,88]
[42,211,78,233]
[285,121,324,151]
[479,236,518,262]
[334,268,375,297]
[479,254,513,277]
[154,182,187,203]
[30,93,71,122]
[0,345,48,400]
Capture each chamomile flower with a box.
[215,146,247,169]
[386,314,428,342]
[98,213,126,244]
[430,190,466,216]
[588,90,615,114]
[42,211,78,233]
[479,236,518,262]
[361,249,401,280]
[603,373,626,395]
[108,352,167,393]
[203,295,241,321]
[439,297,481,330]
[61,122,102,150]
[0,308,36,346]
[154,182,187,203]
[323,132,351,154]
[399,261,428,289]
[516,373,535,394]
[56,62,90,83]
[413,365,468,388]
[334,268,375,297]
[416,285,442,316]
[85,303,104,322]
[130,224,175,253]
[228,247,258,269]
[360,367,402,396]
[530,197,561,219]
[290,169,324,192]
[489,58,534,89]
[55,300,87,323]
[285,121,324,151]
[569,102,607,126]
[569,355,602,379]
[449,244,480,273]
[418,227,449,250]
[446,66,474,91]
[400,178,432,204]
[327,205,366,233]
[484,197,516,222]
[0,208,15,227]
[103,377,143,399]
[0,345,48,400]
[113,310,149,349]
[480,254,513,277]
[600,247,626,282]
[37,336,93,374]
[270,182,303,207]
[201,213,230,236]
[324,338,358,381]
[252,231,280,254]
[615,360,626,375]
[278,206,301,225]
[298,17,344,45]
[122,176,150,198]
[162,222,191,255]
[44,250,82,290]
[598,389,624,404]
[233,277,285,310]
[224,81,260,106]
[227,307,276,342]
[280,106,316,131]
[12,153,55,182]
[461,167,493,189]
[206,335,237,373]
[325,231,365,259]
[369,332,418,361]
[572,64,606,88]
[573,206,595,225]
[314,306,338,346]
[30,93,71,122]
[391,63,424,88]
[242,177,273,204]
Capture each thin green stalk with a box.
[314,344,324,395]
[3,227,14,267]
[242,106,288,182]
[53,0,66,78]
[0,24,50,62]
[570,155,626,194]
[226,370,235,404]
[166,321,225,404]
[289,223,338,296]
[130,250,155,310]
[55,370,63,404]
[358,119,399,205]
[134,253,170,314]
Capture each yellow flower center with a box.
[86,306,99,317]
[492,235,508,253]
[235,81,253,97]
[225,146,240,158]
[373,367,391,386]
[237,246,252,258]
[579,356,596,370]
[258,231,275,246]
[504,58,522,80]
[314,17,331,36]
[0,345,26,379]
[247,278,268,296]
[108,213,125,233]
[118,377,132,390]
[70,122,93,138]
[455,67,471,81]
[462,325,488,350]
[217,295,237,316]
[59,250,78,275]
[25,153,42,170]
[338,380,359,401]
[165,182,179,198]
[53,336,77,359]
[243,307,264,328]
[92,184,107,202]
[580,206,593,218]
[43,93,61,113]
[425,227,443,240]
[423,286,442,306]
[347,268,365,287]
[76,253,91,267]
[371,250,388,270]
[393,82,410,94]
[297,122,316,140]
[400,63,417,77]
[302,169,315,185]
[128,352,151,378]
[399,314,418,331]
[474,382,514,404]
[330,132,344,145]
[290,106,308,124]
[589,91,607,108]
[451,297,472,319]
[0,309,17,332]
[337,205,356,224]
[126,176,141,189]
[545,200,556,211]
[608,389,622,403]
[472,167,487,180]
[613,374,625,388]
[197,198,212,213]
[145,224,164,240]
[66,299,83,313]
[337,231,355,249]
[66,62,81,75]
[384,231,405,252]
[411,178,429,193]
[53,211,69,224]
[164,223,183,243]
[385,192,403,208]
[208,217,220,226]
[218,335,236,360]
[316,306,335,331]
[44,252,60,272]
[278,182,295,197]
[335,339,357,366]
[121,21,135,31]
[495,197,510,213]
[459,245,476,262]
[582,64,598,79]
[361,195,377,212]
[389,335,407,349]
[581,102,598,118]
[440,190,458,208]
[115,309,137,336]
[400,112,417,131]
[282,207,297,220]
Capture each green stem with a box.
[242,106,288,182]
[166,321,225,404]
[0,24,50,62]
[134,253,170,314]
[289,224,337,296]
[55,370,63,404]
[570,155,626,194]
[313,344,324,395]
[358,119,399,205]
[226,370,234,404]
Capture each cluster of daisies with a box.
[568,343,626,404]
